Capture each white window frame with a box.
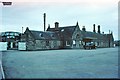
[66,41,70,46]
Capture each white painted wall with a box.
[18,42,26,50]
[0,42,7,51]
[11,42,13,48]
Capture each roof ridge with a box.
[59,25,76,28]
[48,25,76,29]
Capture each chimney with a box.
[47,24,50,31]
[76,21,79,26]
[93,24,96,32]
[102,32,104,34]
[43,13,46,32]
[109,30,110,34]
[98,25,100,33]
[48,24,50,29]
[111,31,113,34]
[82,26,86,31]
[22,27,23,34]
[55,22,59,31]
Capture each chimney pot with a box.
[43,13,46,32]
[82,26,86,31]
[93,24,96,32]
[55,22,59,31]
[98,25,100,33]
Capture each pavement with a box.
[2,47,119,79]
[0,51,5,79]
[0,52,2,79]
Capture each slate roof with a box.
[81,30,109,41]
[29,30,59,40]
[47,25,112,41]
[47,26,76,40]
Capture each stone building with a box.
[21,22,114,50]
[21,27,61,50]
[47,22,83,49]
[47,22,114,49]
[81,28,114,48]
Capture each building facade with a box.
[21,22,114,50]
[21,27,61,50]
[47,22,114,49]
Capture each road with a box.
[2,47,119,79]
[0,52,2,79]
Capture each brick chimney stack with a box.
[82,26,86,31]
[98,25,100,33]
[55,22,59,31]
[93,24,96,32]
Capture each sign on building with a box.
[0,42,7,51]
[18,42,26,50]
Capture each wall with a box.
[35,40,46,50]
[0,42,7,51]
[72,26,83,49]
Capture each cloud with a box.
[1,0,119,40]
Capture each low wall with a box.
[0,42,7,51]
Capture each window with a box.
[15,33,19,36]
[73,40,75,44]
[6,33,9,36]
[1,33,5,36]
[46,41,49,46]
[61,29,64,32]
[79,41,81,45]
[7,36,10,38]
[9,36,15,38]
[10,33,14,36]
[39,33,43,37]
[66,40,70,46]
[97,42,99,46]
[51,34,54,37]
[76,34,80,39]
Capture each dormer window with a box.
[76,34,80,39]
[61,29,64,32]
[39,33,43,37]
[51,34,54,37]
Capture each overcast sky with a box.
[0,0,119,40]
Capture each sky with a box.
[0,0,119,40]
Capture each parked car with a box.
[83,42,96,49]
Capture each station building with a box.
[21,22,114,50]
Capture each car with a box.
[83,42,96,49]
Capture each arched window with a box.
[73,40,75,44]
[76,34,80,39]
[61,29,64,32]
[51,34,54,37]
[39,33,43,37]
